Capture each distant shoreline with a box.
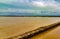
[0,15,60,17]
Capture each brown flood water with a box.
[0,17,60,39]
[30,25,60,39]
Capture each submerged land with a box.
[0,17,60,39]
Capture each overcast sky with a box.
[0,0,60,14]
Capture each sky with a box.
[0,0,60,7]
[0,0,60,16]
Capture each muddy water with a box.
[30,25,60,39]
[0,17,60,39]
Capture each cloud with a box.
[0,0,60,14]
[31,0,59,7]
[0,0,60,7]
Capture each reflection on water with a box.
[0,17,60,39]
